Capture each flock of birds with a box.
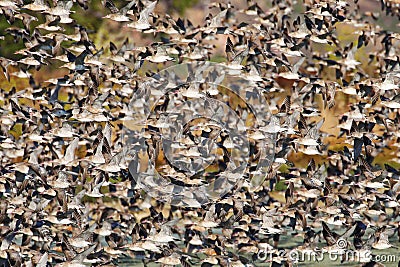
[1,0,400,266]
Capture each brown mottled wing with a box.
[57,189,68,213]
[92,127,103,152]
[104,0,119,13]
[110,41,118,55]
[233,200,243,222]
[327,83,336,109]
[225,37,235,62]
[322,221,337,246]
[285,181,294,204]
[62,233,77,261]
[306,158,316,174]
[72,208,83,231]
[102,137,112,162]
[180,256,191,267]
[280,95,291,114]
[359,156,372,173]
[298,112,308,133]
[323,178,332,196]
[371,89,380,105]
